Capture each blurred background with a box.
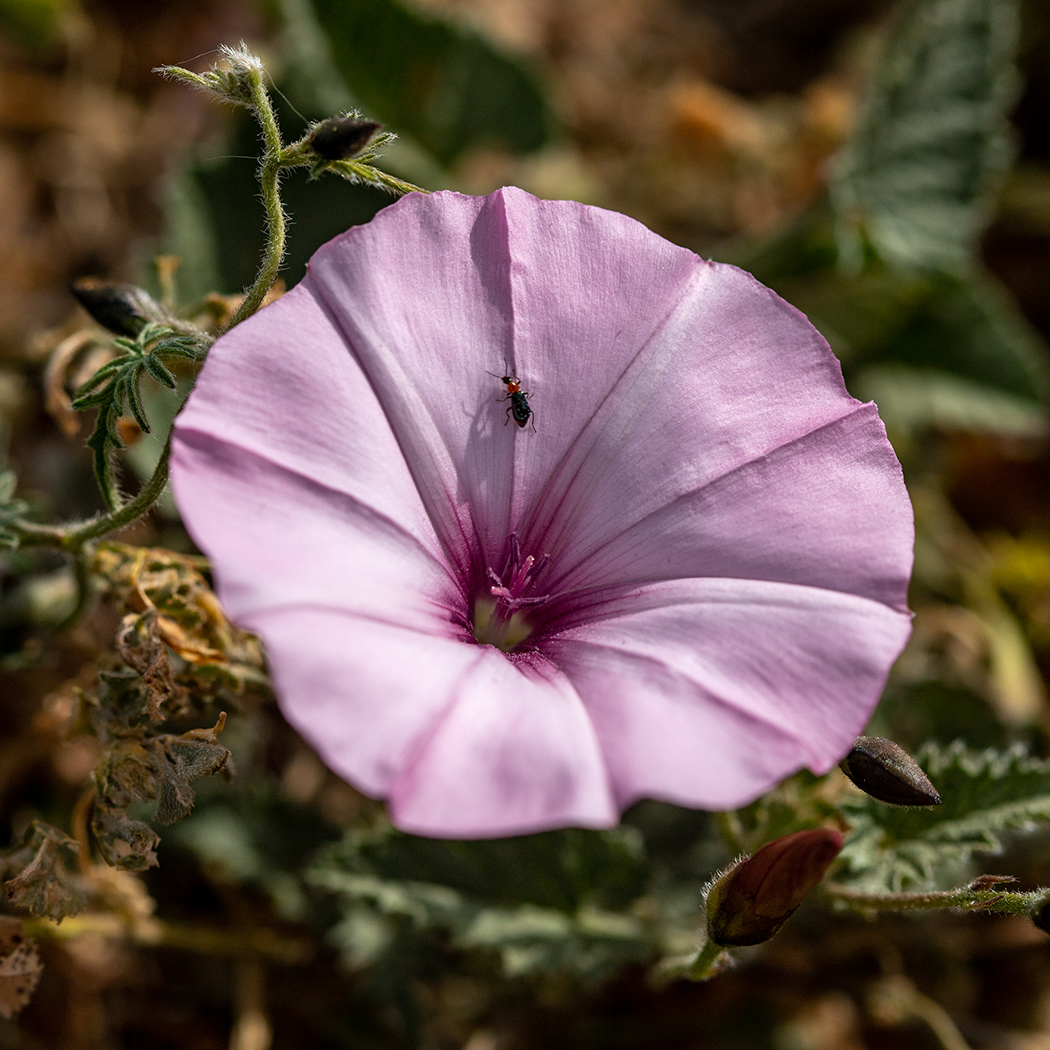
[2,0,1050,1047]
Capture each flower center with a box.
[472,534,549,652]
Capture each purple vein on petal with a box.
[512,258,708,560]
[542,400,883,600]
[562,634,817,750]
[174,427,451,579]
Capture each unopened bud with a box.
[840,736,941,807]
[71,278,168,338]
[706,828,843,947]
[1031,892,1050,936]
[309,117,382,161]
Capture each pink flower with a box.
[170,188,914,838]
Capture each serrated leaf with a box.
[317,824,647,913]
[71,323,209,507]
[306,0,550,167]
[309,868,648,980]
[309,825,653,978]
[771,267,1050,422]
[148,731,230,825]
[838,741,1050,891]
[831,0,1020,273]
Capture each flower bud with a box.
[839,736,941,807]
[309,117,382,161]
[71,278,168,338]
[706,828,843,947]
[1030,891,1050,936]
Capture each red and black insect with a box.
[487,364,536,431]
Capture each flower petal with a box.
[546,577,913,809]
[542,402,912,628]
[390,650,617,837]
[255,605,617,836]
[174,281,431,544]
[250,607,472,797]
[171,429,460,627]
[514,260,911,610]
[304,188,700,568]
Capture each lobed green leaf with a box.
[838,741,1050,892]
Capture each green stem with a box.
[226,68,286,331]
[825,881,1041,918]
[688,938,728,980]
[15,436,172,552]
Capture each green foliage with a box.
[831,0,1020,273]
[0,821,86,921]
[729,0,1049,439]
[71,323,208,510]
[0,472,29,549]
[838,742,1050,892]
[0,0,72,51]
[305,0,550,167]
[309,825,655,979]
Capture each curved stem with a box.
[16,436,172,551]
[226,71,286,331]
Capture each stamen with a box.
[473,533,551,651]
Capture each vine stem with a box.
[22,913,312,964]
[226,67,286,331]
[15,435,172,551]
[688,939,728,980]
[825,881,1041,918]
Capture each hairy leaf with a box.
[0,822,87,921]
[318,824,647,913]
[838,741,1050,891]
[310,825,654,978]
[831,0,1020,273]
[91,805,160,871]
[0,470,29,548]
[72,323,208,509]
[312,868,649,980]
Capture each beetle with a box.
[487,363,536,431]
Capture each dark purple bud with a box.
[71,278,166,338]
[1031,892,1050,936]
[840,736,941,807]
[706,828,843,947]
[309,117,382,161]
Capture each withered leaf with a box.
[2,822,87,921]
[149,720,230,826]
[116,611,181,721]
[90,805,160,871]
[0,917,42,1020]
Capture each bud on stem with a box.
[706,828,843,947]
[840,736,941,807]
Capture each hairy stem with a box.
[688,939,728,980]
[825,881,1040,918]
[16,436,172,551]
[226,69,286,330]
